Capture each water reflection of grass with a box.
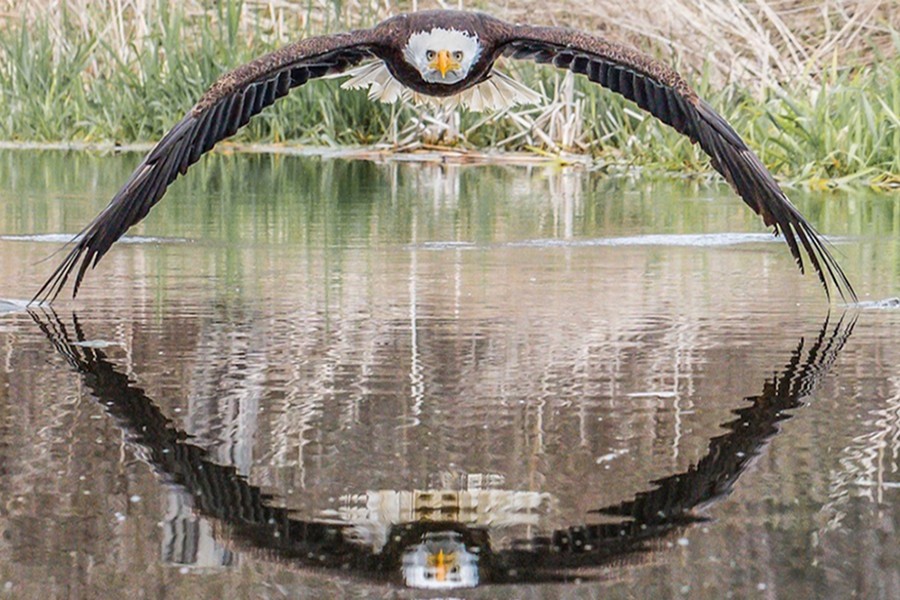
[1,1,899,185]
[1,149,896,307]
[2,150,895,244]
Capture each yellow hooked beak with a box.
[430,50,460,78]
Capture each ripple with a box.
[854,297,900,310]
[415,241,478,250]
[412,232,815,251]
[71,339,119,348]
[0,298,28,315]
[0,233,187,244]
[508,232,785,248]
[0,299,29,314]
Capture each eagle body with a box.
[369,11,502,97]
[32,9,856,304]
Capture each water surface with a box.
[0,150,898,598]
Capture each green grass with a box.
[1,1,899,187]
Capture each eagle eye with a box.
[452,51,464,62]
[426,50,436,61]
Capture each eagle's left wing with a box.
[499,25,855,302]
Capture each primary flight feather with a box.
[32,9,856,303]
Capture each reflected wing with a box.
[594,314,854,524]
[501,26,855,302]
[34,31,380,303]
[497,313,855,581]
[30,308,368,568]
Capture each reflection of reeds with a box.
[1,1,899,182]
[4,151,899,593]
[821,371,900,531]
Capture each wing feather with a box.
[502,26,855,301]
[33,33,378,303]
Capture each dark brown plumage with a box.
[32,10,856,304]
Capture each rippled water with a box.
[0,150,898,598]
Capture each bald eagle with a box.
[32,10,855,303]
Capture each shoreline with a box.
[0,140,595,167]
[3,141,896,189]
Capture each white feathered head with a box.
[339,25,542,111]
[402,28,481,84]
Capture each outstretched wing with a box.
[34,30,380,303]
[500,26,855,302]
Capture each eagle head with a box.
[402,28,481,84]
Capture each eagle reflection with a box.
[30,310,854,589]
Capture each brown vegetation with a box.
[3,0,896,90]
[1,1,898,182]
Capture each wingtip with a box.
[833,273,858,306]
[31,240,88,307]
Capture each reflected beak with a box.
[430,50,459,78]
[435,550,447,581]
[429,549,453,581]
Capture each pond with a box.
[0,149,898,598]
